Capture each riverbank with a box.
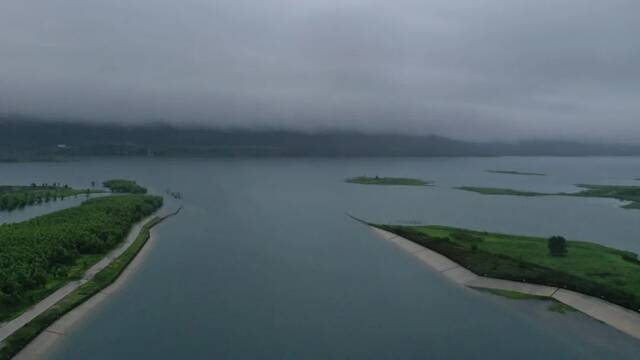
[368,226,640,341]
[0,207,181,359]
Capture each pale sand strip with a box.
[11,216,166,360]
[370,226,640,341]
[0,212,158,344]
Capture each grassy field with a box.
[486,170,546,176]
[0,211,178,360]
[346,176,431,186]
[375,224,640,312]
[456,184,640,209]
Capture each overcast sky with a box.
[0,0,638,142]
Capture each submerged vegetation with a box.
[0,195,162,322]
[375,224,640,312]
[346,176,431,186]
[472,287,547,300]
[103,179,147,194]
[486,170,546,176]
[474,287,576,314]
[456,184,640,209]
[0,184,98,211]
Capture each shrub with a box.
[548,236,568,257]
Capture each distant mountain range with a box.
[1,116,640,160]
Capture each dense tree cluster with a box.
[0,195,162,315]
[103,179,147,194]
[0,184,91,211]
[548,236,568,256]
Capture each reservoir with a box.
[2,156,640,359]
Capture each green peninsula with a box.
[0,194,162,322]
[0,184,99,211]
[456,184,640,209]
[346,176,431,186]
[375,224,640,312]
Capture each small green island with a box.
[486,170,546,176]
[346,176,431,186]
[456,184,640,209]
[0,184,100,211]
[103,179,148,194]
[374,224,640,312]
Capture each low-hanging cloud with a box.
[0,0,639,142]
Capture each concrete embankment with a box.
[370,227,640,341]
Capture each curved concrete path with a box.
[0,210,163,347]
[370,227,640,342]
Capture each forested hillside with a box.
[2,116,640,159]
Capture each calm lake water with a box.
[2,157,640,359]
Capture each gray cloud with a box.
[1,0,639,142]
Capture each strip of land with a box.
[0,195,163,323]
[346,176,432,186]
[103,179,147,194]
[486,170,546,176]
[367,225,640,341]
[456,184,640,209]
[0,185,101,212]
[0,207,181,359]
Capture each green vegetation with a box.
[346,176,431,186]
[0,184,98,211]
[486,170,546,176]
[375,224,640,312]
[0,195,162,322]
[103,179,147,194]
[455,186,542,197]
[548,236,568,256]
[0,211,177,360]
[456,184,640,209]
[571,184,640,209]
[548,301,576,314]
[474,287,576,314]
[472,287,547,300]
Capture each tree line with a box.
[103,179,147,194]
[0,184,93,211]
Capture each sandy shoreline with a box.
[370,226,640,342]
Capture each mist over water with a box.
[2,157,639,359]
